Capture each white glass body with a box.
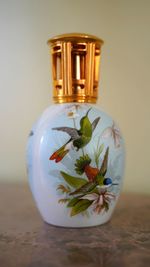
[27,103,125,227]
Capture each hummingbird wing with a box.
[69,181,97,196]
[52,127,79,140]
[92,117,100,132]
[99,147,109,176]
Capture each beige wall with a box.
[0,0,150,194]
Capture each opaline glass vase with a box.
[27,33,125,227]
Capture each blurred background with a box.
[0,0,150,194]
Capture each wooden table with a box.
[0,183,150,267]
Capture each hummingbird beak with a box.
[112,183,118,186]
[86,108,92,116]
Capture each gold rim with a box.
[47,33,104,45]
[53,95,97,104]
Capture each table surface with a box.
[0,183,150,267]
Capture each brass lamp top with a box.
[47,33,104,103]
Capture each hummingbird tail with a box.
[49,144,69,163]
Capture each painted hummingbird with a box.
[61,147,118,196]
[49,108,100,163]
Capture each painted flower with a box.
[80,190,115,214]
[101,122,121,148]
[65,105,80,119]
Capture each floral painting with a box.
[49,105,122,217]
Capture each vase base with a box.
[42,215,112,228]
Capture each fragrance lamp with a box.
[27,33,125,227]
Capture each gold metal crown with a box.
[47,33,104,103]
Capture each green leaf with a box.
[60,171,87,189]
[67,197,80,207]
[94,143,104,168]
[99,143,104,154]
[71,199,92,216]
